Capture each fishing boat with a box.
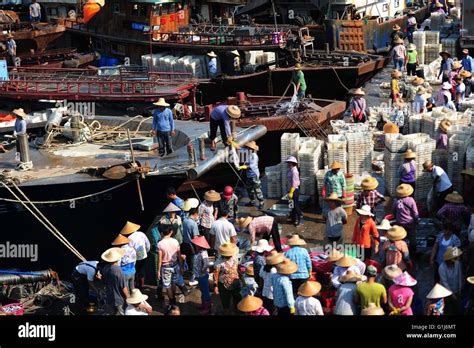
[1,48,99,68]
[0,114,266,275]
[198,50,387,103]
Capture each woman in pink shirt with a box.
[388,271,416,315]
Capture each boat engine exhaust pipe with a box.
[186,125,267,180]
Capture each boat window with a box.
[132,3,147,17]
[113,2,121,14]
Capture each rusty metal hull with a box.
[0,24,66,52]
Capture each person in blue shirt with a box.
[13,108,27,154]
[284,234,311,297]
[207,51,218,78]
[239,141,264,209]
[461,49,474,72]
[209,104,241,151]
[273,258,297,315]
[152,98,175,157]
[181,208,200,286]
[166,186,184,218]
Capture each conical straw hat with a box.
[335,256,357,267]
[111,234,130,246]
[297,281,321,297]
[237,295,263,312]
[163,202,181,213]
[204,190,221,202]
[396,183,414,198]
[361,176,379,191]
[276,258,298,275]
[101,247,125,263]
[426,283,452,299]
[218,242,238,257]
[287,234,306,246]
[383,264,403,280]
[265,251,285,265]
[387,225,407,241]
[120,221,141,235]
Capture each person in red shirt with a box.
[352,205,379,260]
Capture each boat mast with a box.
[271,0,278,32]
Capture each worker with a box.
[350,88,367,123]
[29,0,41,23]
[454,75,466,110]
[399,149,417,193]
[292,63,307,98]
[406,43,419,77]
[231,50,241,76]
[434,1,447,16]
[406,11,417,44]
[443,94,456,111]
[438,52,453,82]
[391,37,406,72]
[152,98,174,157]
[13,108,27,157]
[450,61,463,84]
[390,24,405,49]
[356,177,384,215]
[286,156,303,227]
[391,99,406,134]
[71,260,102,313]
[437,119,451,150]
[413,86,427,114]
[437,82,453,107]
[390,70,402,103]
[423,160,454,212]
[239,141,264,210]
[207,51,218,78]
[209,104,241,151]
[460,70,472,98]
[323,161,346,201]
[461,49,474,72]
[6,34,16,67]
[219,185,239,221]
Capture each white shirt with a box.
[30,2,41,18]
[432,165,452,193]
[413,94,427,114]
[295,296,324,315]
[209,217,237,250]
[127,231,150,261]
[75,261,98,282]
[456,82,466,102]
[259,267,276,299]
[125,303,149,316]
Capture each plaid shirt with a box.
[284,246,311,280]
[356,190,384,211]
[437,203,471,231]
[272,273,295,308]
[248,216,274,240]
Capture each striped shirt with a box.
[248,216,275,240]
[284,246,311,280]
[437,203,470,231]
[198,202,215,229]
[272,273,295,308]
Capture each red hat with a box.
[223,186,234,199]
[191,236,210,249]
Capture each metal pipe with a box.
[187,125,267,180]
[199,137,206,161]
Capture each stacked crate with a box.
[432,149,449,172]
[265,163,282,199]
[424,44,442,64]
[413,31,426,64]
[425,31,440,45]
[298,139,324,198]
[466,138,474,169]
[345,132,372,175]
[409,113,423,134]
[327,134,347,173]
[280,133,300,162]
[430,13,445,31]
[411,138,437,202]
[448,132,471,191]
[441,35,458,59]
[315,169,328,207]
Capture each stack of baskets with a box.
[424,44,442,64]
[425,30,440,44]
[413,31,426,64]
[327,134,347,173]
[448,132,471,191]
[342,173,355,216]
[345,132,373,175]
[316,169,327,207]
[280,133,300,162]
[265,163,282,199]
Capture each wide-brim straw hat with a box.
[13,108,28,119]
[163,202,181,213]
[286,155,298,164]
[335,256,357,268]
[327,249,344,262]
[383,122,400,134]
[251,239,273,253]
[387,225,407,241]
[324,192,342,202]
[376,219,392,231]
[452,61,462,70]
[436,2,444,7]
[391,70,402,78]
[396,183,414,198]
[183,198,199,211]
[231,50,240,56]
[393,271,417,287]
[351,88,365,96]
[226,105,241,119]
[219,242,238,257]
[445,191,463,204]
[246,264,254,276]
[330,161,343,170]
[403,149,416,159]
[294,63,302,70]
[298,281,321,297]
[439,119,452,133]
[126,289,148,304]
[192,236,210,250]
[427,283,452,299]
[204,190,221,202]
[408,43,416,51]
[463,49,470,55]
[287,234,306,246]
[467,276,474,285]
[417,86,426,95]
[361,303,384,315]
[120,221,141,235]
[266,251,285,265]
[276,258,298,275]
[361,176,379,191]
[101,247,125,263]
[441,82,452,90]
[207,51,217,57]
[443,246,463,261]
[392,24,401,31]
[460,70,472,79]
[153,98,170,107]
[383,264,403,280]
[237,295,263,313]
[439,51,451,57]
[393,37,404,44]
[244,141,259,151]
[412,77,424,86]
[112,234,130,246]
[237,216,253,230]
[356,204,374,217]
[340,270,363,283]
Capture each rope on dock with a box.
[0,182,86,261]
[0,180,132,204]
